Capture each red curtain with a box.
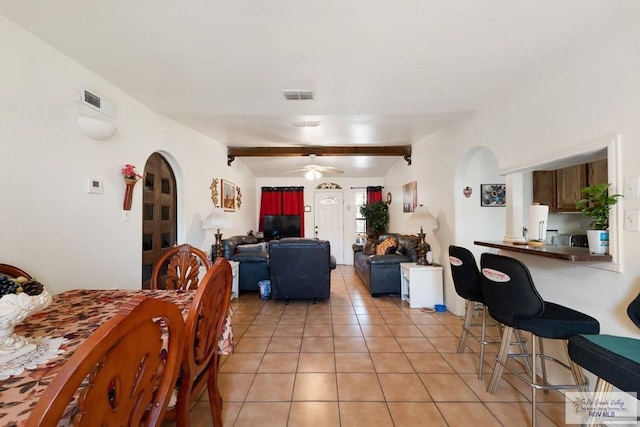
[282,187,305,237]
[258,188,282,232]
[258,187,305,236]
[366,186,383,204]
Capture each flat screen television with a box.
[263,215,301,240]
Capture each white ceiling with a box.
[0,0,629,177]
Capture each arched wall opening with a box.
[452,146,505,314]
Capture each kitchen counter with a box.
[474,240,612,262]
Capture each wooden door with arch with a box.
[314,191,344,264]
[141,152,178,289]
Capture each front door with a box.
[141,153,177,289]
[314,191,344,264]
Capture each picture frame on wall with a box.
[480,184,506,207]
[403,181,417,212]
[221,180,237,211]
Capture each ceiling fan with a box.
[283,154,344,180]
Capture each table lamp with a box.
[202,207,233,259]
[408,204,439,265]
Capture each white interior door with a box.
[314,191,344,264]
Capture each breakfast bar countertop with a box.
[474,240,613,262]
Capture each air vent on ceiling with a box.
[282,90,314,101]
[291,120,320,128]
[80,87,117,118]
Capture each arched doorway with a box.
[141,152,177,289]
[452,146,503,314]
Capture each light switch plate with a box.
[86,178,103,194]
[623,176,640,198]
[624,209,640,231]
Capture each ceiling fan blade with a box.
[282,168,308,175]
[311,165,344,174]
[282,163,344,175]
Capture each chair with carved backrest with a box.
[165,257,232,427]
[26,296,185,426]
[0,263,32,280]
[150,244,211,290]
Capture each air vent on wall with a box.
[282,90,314,101]
[80,88,117,118]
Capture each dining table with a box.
[0,288,234,426]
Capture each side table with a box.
[199,260,239,300]
[227,260,239,299]
[400,263,444,309]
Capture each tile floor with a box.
[171,265,572,426]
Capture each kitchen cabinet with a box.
[532,160,607,213]
[588,159,608,187]
[556,164,587,212]
[532,170,557,212]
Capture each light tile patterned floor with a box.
[165,265,571,426]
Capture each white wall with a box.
[385,5,640,342]
[256,177,384,265]
[0,17,256,294]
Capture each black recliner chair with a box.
[268,238,336,300]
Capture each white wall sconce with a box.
[76,115,117,140]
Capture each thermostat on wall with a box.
[86,178,104,194]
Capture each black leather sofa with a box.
[352,233,419,296]
[268,238,337,300]
[219,236,269,293]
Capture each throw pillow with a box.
[363,239,377,255]
[385,245,398,255]
[376,236,397,256]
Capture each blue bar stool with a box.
[568,292,640,426]
[480,253,600,426]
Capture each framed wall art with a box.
[403,181,417,213]
[480,184,506,207]
[221,179,237,211]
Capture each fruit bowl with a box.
[0,289,51,355]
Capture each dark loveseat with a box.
[352,233,419,296]
[220,236,269,292]
[269,238,336,300]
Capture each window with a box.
[355,191,366,235]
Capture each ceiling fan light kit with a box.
[283,154,345,179]
[305,169,322,180]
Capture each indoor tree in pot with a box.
[360,201,389,239]
[576,183,621,255]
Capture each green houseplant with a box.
[360,201,389,239]
[576,183,621,254]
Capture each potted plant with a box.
[576,183,621,254]
[360,201,389,239]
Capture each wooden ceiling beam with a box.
[227,145,412,166]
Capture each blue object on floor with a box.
[257,280,271,299]
[435,304,446,312]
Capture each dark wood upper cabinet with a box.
[556,164,588,212]
[532,160,608,213]
[532,170,557,212]
[588,159,608,187]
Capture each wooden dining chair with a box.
[164,257,232,427]
[26,295,185,426]
[0,263,32,279]
[150,243,212,290]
